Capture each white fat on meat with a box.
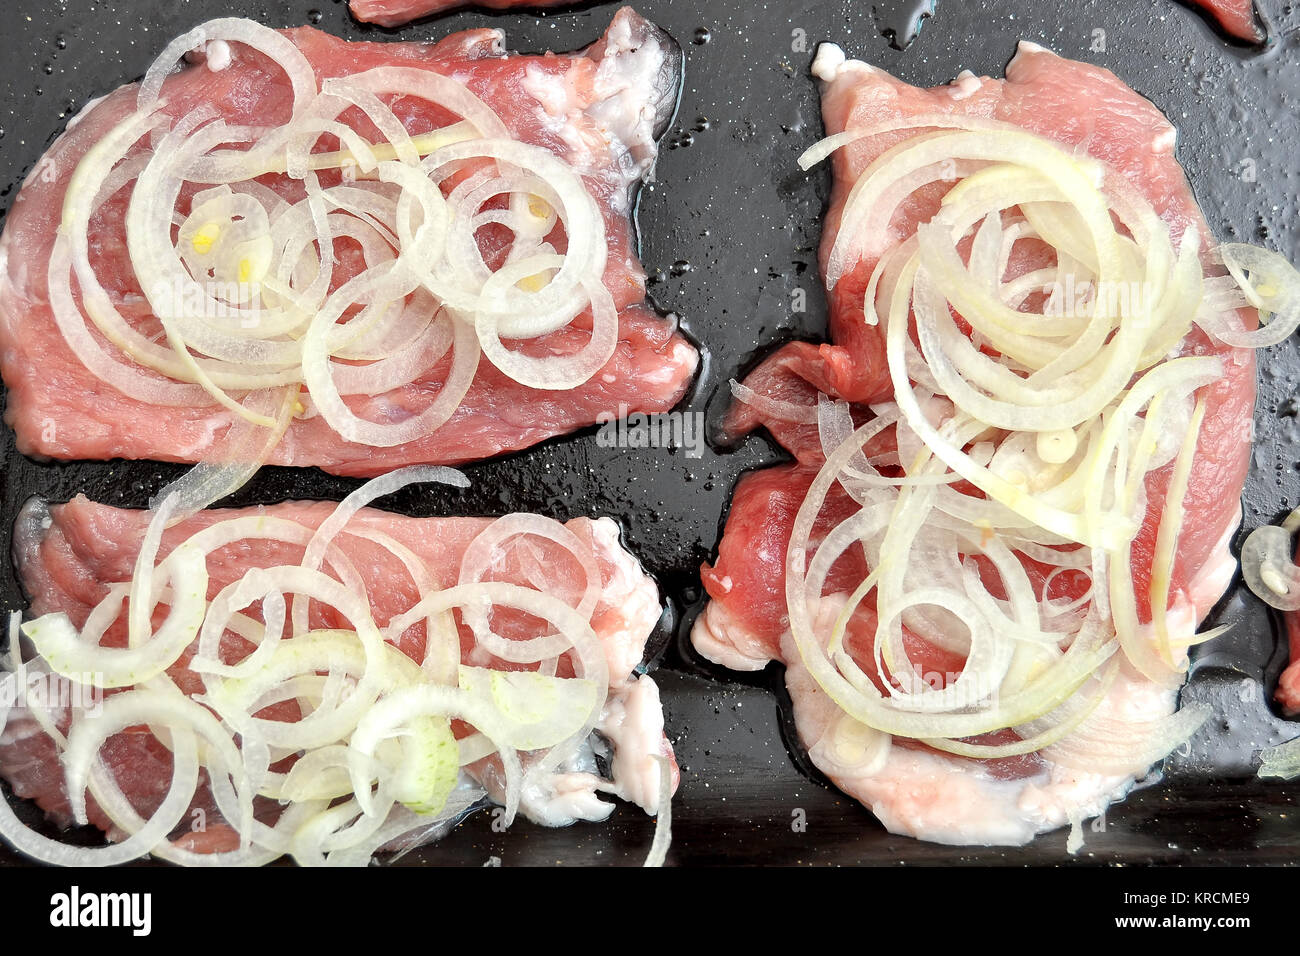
[597,673,672,814]
[587,516,662,685]
[586,10,669,184]
[204,39,232,72]
[691,599,775,672]
[510,673,673,825]
[812,43,871,84]
[521,65,621,192]
[471,516,673,826]
[949,69,984,101]
[517,744,618,827]
[780,627,1180,847]
[520,14,670,214]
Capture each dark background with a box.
[0,0,1298,865]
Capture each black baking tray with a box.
[0,0,1297,866]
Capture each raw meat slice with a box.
[350,1,1265,49]
[0,9,696,477]
[2,495,678,859]
[1183,0,1264,43]
[692,43,1256,845]
[352,0,569,27]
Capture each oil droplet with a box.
[56,36,67,50]
[693,117,711,132]
[693,27,711,45]
[308,8,324,23]
[670,260,692,277]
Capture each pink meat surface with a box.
[1184,0,1264,43]
[352,0,571,28]
[0,9,696,477]
[2,495,678,853]
[692,43,1256,843]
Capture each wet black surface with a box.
[871,0,937,50]
[0,0,1298,865]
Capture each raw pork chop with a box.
[2,495,678,857]
[692,43,1255,845]
[0,9,696,477]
